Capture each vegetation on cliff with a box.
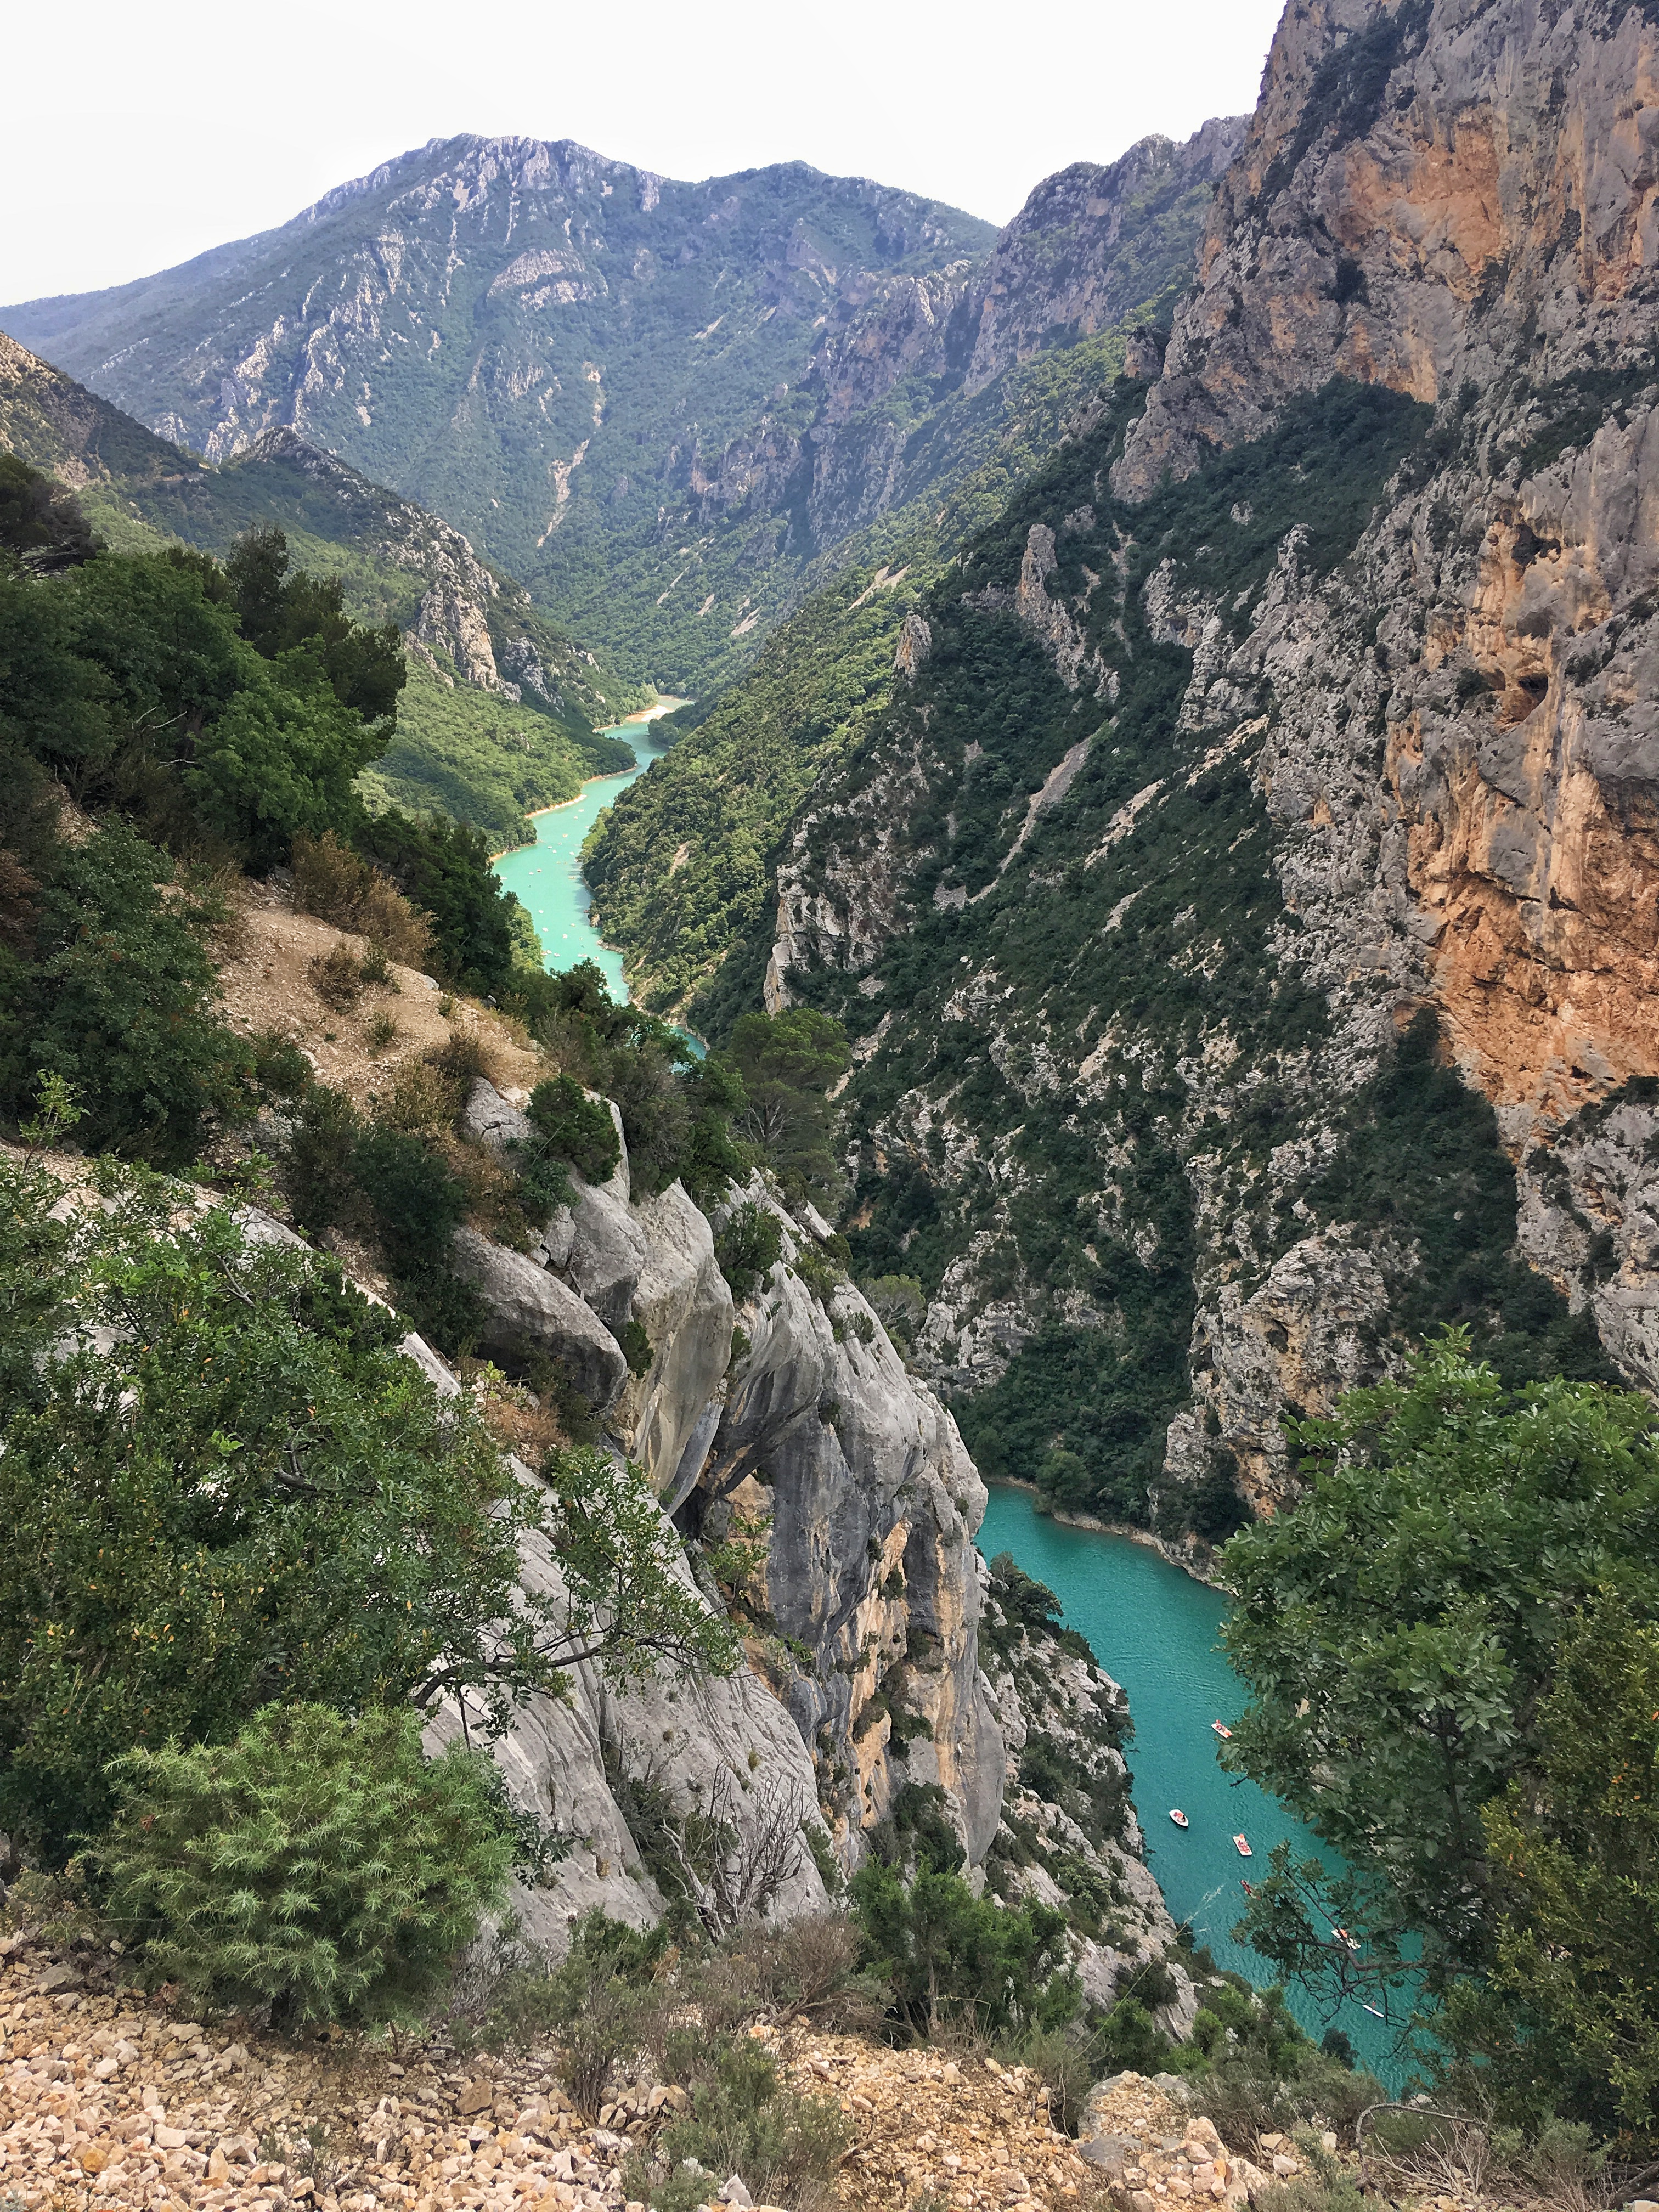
[1225,1335,1659,2147]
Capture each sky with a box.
[4,0,1285,304]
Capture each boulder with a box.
[564,1175,648,1333]
[460,1076,531,1153]
[450,1227,626,1408]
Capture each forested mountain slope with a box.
[580,125,1244,1018]
[1,127,1239,692]
[0,333,636,847]
[753,0,1659,1551]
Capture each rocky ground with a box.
[1,1932,1576,2212]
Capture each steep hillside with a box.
[0,128,1239,693]
[753,0,1659,1550]
[0,334,637,847]
[580,125,1244,1018]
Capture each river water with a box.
[492,699,686,1003]
[978,1485,1401,2083]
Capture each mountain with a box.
[0,127,1239,694]
[0,332,636,848]
[579,123,1246,1018]
[698,0,1659,1554]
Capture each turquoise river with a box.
[492,698,685,1003]
[979,1486,1403,2085]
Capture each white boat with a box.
[1169,1809,1190,1830]
[1211,1720,1233,1740]
[1233,1833,1252,1857]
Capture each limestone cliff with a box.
[433,1084,1195,1985]
[754,0,1659,1550]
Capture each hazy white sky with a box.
[6,0,1285,303]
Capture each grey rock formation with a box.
[693,1180,1003,1868]
[617,1181,735,1506]
[450,1226,628,1409]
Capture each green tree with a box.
[0,1161,738,1858]
[225,526,404,729]
[720,1008,850,1203]
[1438,1593,1659,2137]
[849,1859,1079,2038]
[0,821,256,1163]
[1220,1334,1659,2044]
[187,650,387,868]
[99,1704,511,2029]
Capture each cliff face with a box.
[756,0,1659,1546]
[437,1087,1008,1937]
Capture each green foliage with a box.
[719,1008,851,1203]
[645,2035,850,2212]
[224,526,404,729]
[1221,1334,1659,2112]
[849,1858,1079,2038]
[1303,1009,1613,1385]
[0,821,256,1164]
[357,808,523,997]
[524,1073,622,1193]
[99,1704,511,2029]
[352,1122,482,1348]
[1437,1593,1659,2140]
[0,1163,736,1860]
[714,1200,785,1304]
[511,960,744,1205]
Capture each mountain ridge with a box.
[0,125,1240,692]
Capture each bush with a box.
[308,941,364,1011]
[481,1912,668,2115]
[639,2035,850,2212]
[515,1074,621,1216]
[849,1859,1079,2038]
[0,823,256,1166]
[715,1200,784,1304]
[290,830,431,964]
[0,1163,563,1855]
[99,1704,511,2030]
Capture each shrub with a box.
[291,831,431,966]
[365,1012,400,1052]
[99,1703,511,2030]
[482,1912,669,2115]
[849,1858,1079,2038]
[308,941,364,1011]
[0,823,256,1166]
[638,2035,850,2212]
[524,1073,620,1191]
[352,1124,480,1347]
[715,1200,784,1303]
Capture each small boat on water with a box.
[1233,1833,1252,1857]
[1363,2003,1386,2019]
[1332,1926,1361,1952]
[1240,1880,1255,1896]
[1169,1809,1190,1829]
[1211,1720,1233,1740]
